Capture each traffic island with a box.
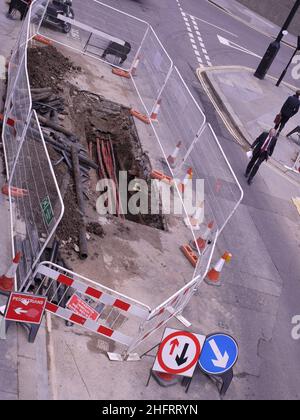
[197,65,300,183]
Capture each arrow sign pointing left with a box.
[14,308,28,315]
[217,35,262,59]
[209,339,229,369]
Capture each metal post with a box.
[219,368,234,397]
[254,0,300,80]
[276,35,300,86]
[0,316,6,340]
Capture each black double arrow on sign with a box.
[175,343,189,366]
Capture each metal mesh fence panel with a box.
[3,56,32,175]
[151,66,206,171]
[131,27,173,115]
[6,3,32,97]
[36,0,148,71]
[28,0,50,40]
[9,112,64,290]
[177,124,244,236]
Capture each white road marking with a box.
[176,1,213,68]
[188,14,239,38]
[217,35,262,58]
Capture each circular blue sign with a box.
[199,333,238,375]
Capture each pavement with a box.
[1,0,300,401]
[0,1,50,401]
[208,0,298,48]
[198,65,300,184]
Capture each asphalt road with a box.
[102,0,298,85]
[96,0,300,400]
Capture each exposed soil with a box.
[70,90,165,230]
[27,45,80,93]
[87,222,105,238]
[26,44,165,258]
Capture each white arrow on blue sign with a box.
[199,333,238,375]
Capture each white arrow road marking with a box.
[15,308,28,315]
[217,35,262,58]
[209,339,230,369]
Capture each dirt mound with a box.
[27,45,80,93]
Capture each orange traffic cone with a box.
[184,201,204,230]
[191,220,214,251]
[176,167,193,193]
[167,142,182,169]
[131,55,141,76]
[151,99,162,122]
[205,252,232,286]
[0,252,21,293]
[215,178,223,194]
[113,55,141,79]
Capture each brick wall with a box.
[237,0,300,35]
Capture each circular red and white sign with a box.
[156,330,203,376]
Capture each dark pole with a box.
[276,38,300,86]
[254,0,300,80]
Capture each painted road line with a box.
[187,14,239,38]
[217,35,262,59]
[206,0,295,50]
[176,0,213,67]
[192,20,213,67]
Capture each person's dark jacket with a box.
[281,95,300,118]
[251,132,278,160]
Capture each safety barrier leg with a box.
[0,315,6,340]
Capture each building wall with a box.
[237,0,300,35]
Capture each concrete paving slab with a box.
[0,390,18,399]
[0,367,18,395]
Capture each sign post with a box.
[198,333,238,396]
[0,305,6,340]
[4,293,47,343]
